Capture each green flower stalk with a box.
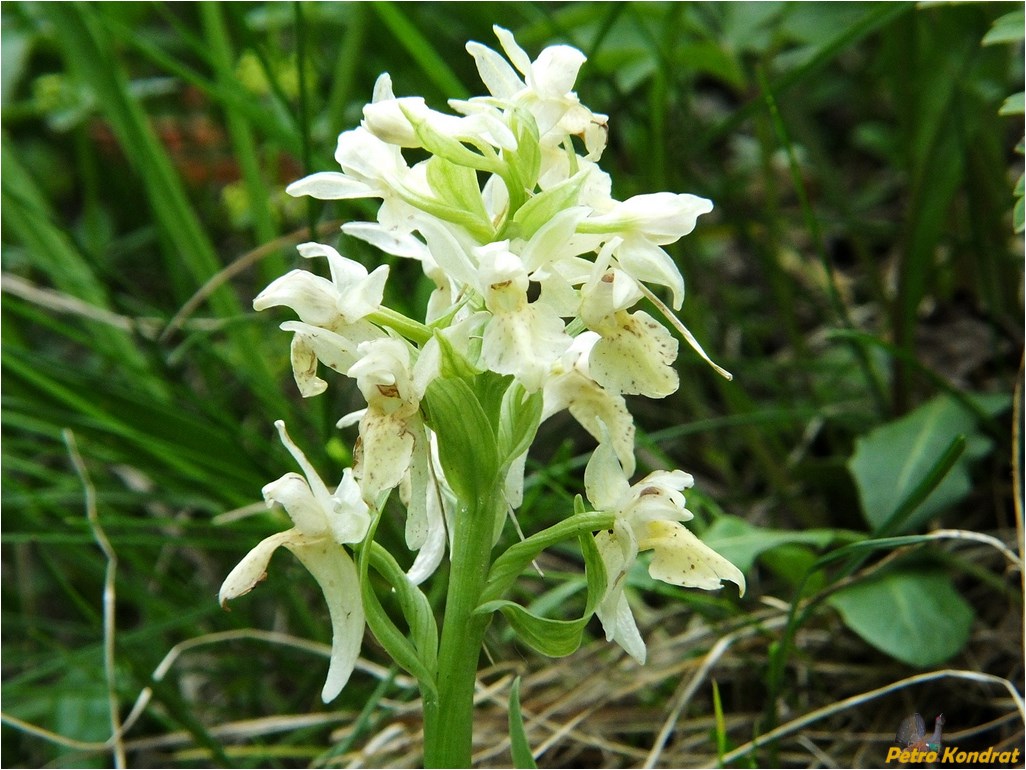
[220,25,744,768]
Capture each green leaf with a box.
[359,541,437,697]
[481,511,614,604]
[827,569,973,667]
[679,40,746,90]
[477,531,607,658]
[508,677,538,769]
[701,515,843,572]
[505,106,541,198]
[368,543,438,673]
[847,394,1004,532]
[982,10,1025,46]
[431,328,481,380]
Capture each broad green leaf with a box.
[359,543,437,696]
[477,531,606,658]
[702,515,843,572]
[678,41,746,90]
[828,569,973,667]
[508,677,538,769]
[847,394,1005,532]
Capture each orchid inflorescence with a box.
[220,25,744,715]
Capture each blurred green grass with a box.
[2,2,1022,767]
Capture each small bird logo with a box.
[895,712,945,752]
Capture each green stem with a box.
[422,488,502,768]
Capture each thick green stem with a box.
[422,489,502,768]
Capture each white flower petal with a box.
[493,25,532,78]
[334,127,406,184]
[357,410,415,500]
[326,468,371,545]
[584,440,632,512]
[296,242,367,289]
[218,529,298,608]
[594,529,646,664]
[254,270,337,326]
[466,40,523,99]
[262,472,328,537]
[520,207,588,273]
[613,193,713,244]
[503,449,529,511]
[404,446,448,586]
[544,370,635,478]
[363,96,428,147]
[284,538,365,702]
[628,470,694,525]
[528,45,586,98]
[273,420,333,502]
[289,331,328,397]
[613,238,686,310]
[341,222,429,260]
[415,218,480,290]
[481,303,569,393]
[371,72,396,103]
[286,171,374,200]
[279,321,364,383]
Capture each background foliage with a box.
[2,2,1022,768]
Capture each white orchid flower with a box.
[580,192,713,309]
[286,126,430,234]
[343,337,437,503]
[464,26,608,158]
[476,241,571,393]
[253,242,389,397]
[576,241,680,398]
[254,242,389,330]
[218,421,369,702]
[585,441,745,664]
